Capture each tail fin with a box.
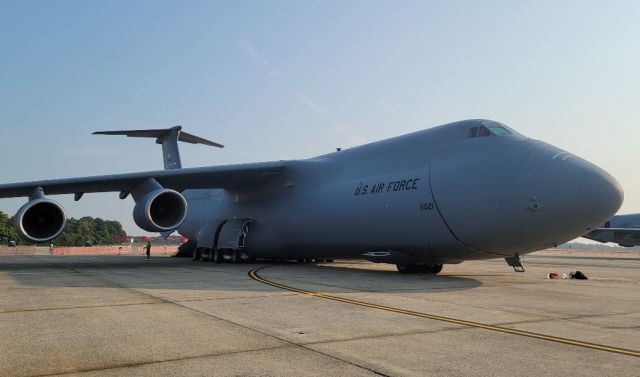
[93,126,223,169]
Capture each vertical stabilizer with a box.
[92,126,223,169]
[159,126,183,169]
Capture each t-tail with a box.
[93,126,223,169]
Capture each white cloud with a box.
[294,92,369,146]
[236,38,283,79]
[269,68,283,78]
[235,38,367,146]
[294,92,327,113]
[336,124,370,145]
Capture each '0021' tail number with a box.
[420,202,434,211]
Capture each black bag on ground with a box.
[570,271,588,280]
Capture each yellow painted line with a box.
[249,267,640,358]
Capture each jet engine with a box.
[132,188,187,232]
[14,198,67,243]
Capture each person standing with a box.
[145,241,151,259]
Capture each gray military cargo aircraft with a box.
[0,119,624,273]
[583,213,640,247]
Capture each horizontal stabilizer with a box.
[93,125,222,169]
[93,126,224,148]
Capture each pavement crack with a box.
[29,345,293,377]
[0,301,164,314]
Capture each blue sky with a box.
[0,1,638,235]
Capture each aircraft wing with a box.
[583,228,640,247]
[0,161,286,198]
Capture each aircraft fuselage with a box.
[177,120,623,264]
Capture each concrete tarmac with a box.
[0,251,638,376]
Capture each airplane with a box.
[0,119,624,273]
[583,213,640,247]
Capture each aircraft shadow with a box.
[0,256,482,294]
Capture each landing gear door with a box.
[196,220,225,250]
[217,219,253,249]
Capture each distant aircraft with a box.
[0,120,624,273]
[583,213,640,247]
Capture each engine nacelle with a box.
[132,189,187,232]
[14,198,67,243]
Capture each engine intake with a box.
[14,198,67,243]
[133,189,187,232]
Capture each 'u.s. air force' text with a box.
[354,178,421,196]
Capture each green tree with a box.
[53,217,127,246]
[0,211,19,245]
[0,211,127,246]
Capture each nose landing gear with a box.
[504,254,525,272]
[396,263,443,274]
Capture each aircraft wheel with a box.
[231,250,242,263]
[212,250,222,263]
[431,264,443,274]
[396,264,410,273]
[244,252,256,263]
[397,264,421,274]
[420,264,433,273]
[192,248,202,261]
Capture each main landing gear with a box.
[297,258,335,263]
[194,248,254,264]
[396,263,443,274]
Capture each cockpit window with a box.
[477,126,491,137]
[468,122,515,138]
[487,125,512,135]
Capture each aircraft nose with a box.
[429,138,623,256]
[517,142,624,247]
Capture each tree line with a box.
[0,211,127,246]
